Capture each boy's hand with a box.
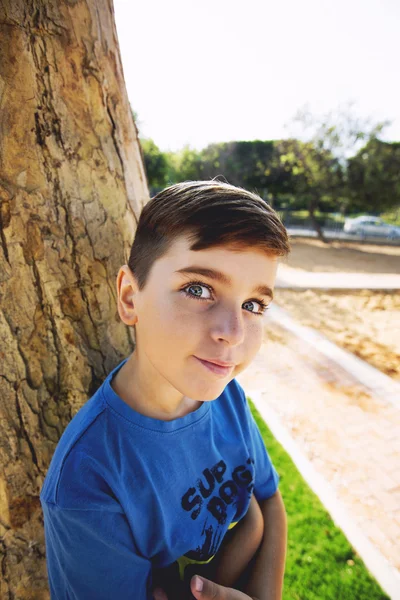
[153,575,259,600]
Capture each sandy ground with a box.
[238,319,400,573]
[279,238,400,274]
[273,239,400,381]
[237,239,400,577]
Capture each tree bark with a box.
[0,1,149,597]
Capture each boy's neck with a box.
[110,353,203,422]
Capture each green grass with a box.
[248,398,390,600]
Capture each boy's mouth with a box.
[194,356,234,377]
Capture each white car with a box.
[344,216,400,239]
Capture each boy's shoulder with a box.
[39,358,128,507]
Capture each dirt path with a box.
[280,238,400,274]
[274,239,400,381]
[274,289,400,380]
[239,238,400,590]
[237,319,400,574]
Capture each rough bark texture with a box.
[0,1,149,597]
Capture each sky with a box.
[113,0,400,152]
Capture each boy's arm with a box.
[205,494,264,588]
[241,489,287,600]
[152,496,264,600]
[154,490,286,600]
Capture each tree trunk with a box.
[0,1,149,597]
[308,197,327,243]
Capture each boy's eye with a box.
[242,300,268,315]
[181,281,269,316]
[184,283,212,300]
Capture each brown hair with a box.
[128,180,290,290]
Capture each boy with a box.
[40,180,290,600]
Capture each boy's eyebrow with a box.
[175,266,274,299]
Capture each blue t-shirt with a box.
[40,357,279,599]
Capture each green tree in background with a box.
[200,141,275,197]
[140,138,169,191]
[136,104,399,228]
[277,138,343,241]
[347,139,400,214]
[283,104,391,240]
[169,145,204,181]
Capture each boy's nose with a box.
[210,305,245,346]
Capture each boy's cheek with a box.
[172,296,208,319]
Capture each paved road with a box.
[287,227,400,246]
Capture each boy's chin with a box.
[186,378,235,403]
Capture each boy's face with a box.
[117,234,278,403]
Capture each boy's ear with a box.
[116,265,139,326]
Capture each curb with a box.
[268,304,400,408]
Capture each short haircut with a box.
[128,180,290,290]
